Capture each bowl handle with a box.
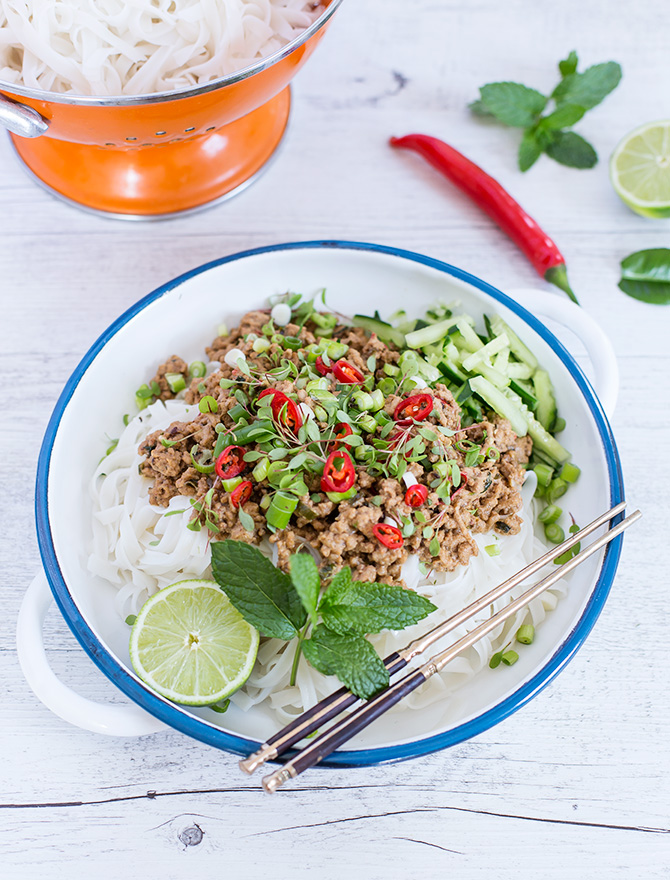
[508,289,619,419]
[0,94,49,138]
[17,571,167,736]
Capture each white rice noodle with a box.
[88,402,570,724]
[0,1,324,96]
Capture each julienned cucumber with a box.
[527,415,570,464]
[404,315,465,349]
[352,314,406,348]
[468,376,529,436]
[489,315,539,370]
[532,369,557,431]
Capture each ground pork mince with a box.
[137,305,532,586]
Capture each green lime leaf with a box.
[618,248,670,304]
[477,82,547,128]
[319,579,436,635]
[545,131,598,168]
[211,540,305,640]
[553,61,622,109]
[302,625,389,699]
[289,552,321,625]
[558,50,578,77]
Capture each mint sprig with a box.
[211,540,436,699]
[470,52,622,171]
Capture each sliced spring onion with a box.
[538,504,562,524]
[546,477,569,504]
[189,361,206,378]
[516,624,535,645]
[222,477,243,492]
[544,522,565,544]
[266,491,299,529]
[560,462,581,483]
[534,463,554,487]
[165,372,186,394]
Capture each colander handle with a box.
[17,571,168,736]
[0,93,49,138]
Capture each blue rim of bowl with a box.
[35,240,624,767]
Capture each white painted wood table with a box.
[1,1,668,876]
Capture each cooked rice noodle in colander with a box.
[0,0,323,96]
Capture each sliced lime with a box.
[610,120,670,218]
[129,579,258,706]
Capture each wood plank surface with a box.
[1,1,668,877]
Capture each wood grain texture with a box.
[1,1,669,877]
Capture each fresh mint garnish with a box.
[302,625,390,699]
[289,553,321,626]
[319,568,436,636]
[211,540,306,640]
[471,52,622,171]
[211,541,436,700]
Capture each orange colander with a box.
[0,1,342,219]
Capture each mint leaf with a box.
[289,552,321,625]
[302,625,389,699]
[320,579,436,636]
[518,130,542,171]
[539,104,586,130]
[477,82,547,128]
[619,249,670,304]
[558,50,578,77]
[545,130,597,168]
[469,99,494,118]
[553,61,622,110]
[211,540,305,640]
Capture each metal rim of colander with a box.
[0,0,343,107]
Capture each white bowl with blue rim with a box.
[18,241,624,765]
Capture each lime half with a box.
[130,579,259,706]
[610,121,670,218]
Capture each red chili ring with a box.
[333,422,353,448]
[451,470,469,498]
[215,445,247,480]
[372,523,404,550]
[321,448,356,494]
[230,480,253,509]
[315,356,331,377]
[405,483,429,508]
[332,359,364,384]
[394,393,433,424]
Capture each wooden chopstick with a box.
[239,501,627,775]
[261,508,641,792]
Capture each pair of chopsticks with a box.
[238,501,639,791]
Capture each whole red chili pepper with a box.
[230,480,253,508]
[321,449,356,493]
[390,134,578,304]
[372,523,404,550]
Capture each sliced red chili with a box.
[451,470,469,498]
[405,484,429,508]
[394,393,433,424]
[230,480,253,508]
[320,449,356,493]
[332,359,364,384]
[333,422,353,448]
[260,388,303,432]
[272,396,302,432]
[215,445,247,480]
[315,356,331,377]
[372,523,404,549]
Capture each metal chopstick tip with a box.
[239,744,278,775]
[262,767,294,793]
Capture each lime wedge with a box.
[610,121,670,218]
[129,579,259,706]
